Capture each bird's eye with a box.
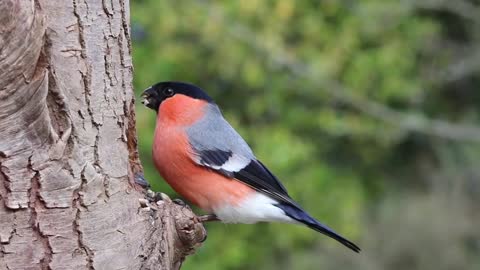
[163,88,175,97]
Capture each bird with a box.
[140,81,360,253]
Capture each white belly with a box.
[213,192,297,224]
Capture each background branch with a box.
[198,1,480,143]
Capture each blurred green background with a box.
[131,1,480,269]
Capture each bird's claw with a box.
[196,214,220,223]
[134,173,150,189]
[145,189,165,203]
[172,198,187,206]
[159,192,172,202]
[143,191,194,211]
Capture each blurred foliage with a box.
[131,0,480,269]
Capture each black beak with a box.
[141,87,157,110]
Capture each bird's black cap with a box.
[141,81,213,111]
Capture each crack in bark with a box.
[0,167,14,246]
[28,156,53,269]
[117,30,127,69]
[126,99,143,186]
[119,0,132,56]
[103,42,114,88]
[70,165,94,269]
[0,164,11,202]
[72,0,96,128]
[73,0,103,176]
[102,0,114,17]
[74,205,94,270]
[6,211,17,246]
[103,175,111,198]
[102,37,117,123]
[0,170,5,201]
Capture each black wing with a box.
[234,159,288,196]
[197,149,233,168]
[192,148,299,207]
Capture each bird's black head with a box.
[141,81,214,111]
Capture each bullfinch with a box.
[141,81,360,253]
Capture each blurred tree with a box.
[131,0,480,269]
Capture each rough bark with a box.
[0,1,206,269]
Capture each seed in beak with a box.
[141,94,150,106]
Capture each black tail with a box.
[277,203,361,253]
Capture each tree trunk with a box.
[0,1,206,269]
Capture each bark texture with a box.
[0,1,206,269]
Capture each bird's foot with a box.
[172,198,193,212]
[145,189,164,203]
[138,192,178,213]
[196,214,220,223]
[145,191,191,209]
[172,198,187,206]
[134,173,150,189]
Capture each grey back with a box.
[186,104,255,159]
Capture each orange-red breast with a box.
[141,81,360,252]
